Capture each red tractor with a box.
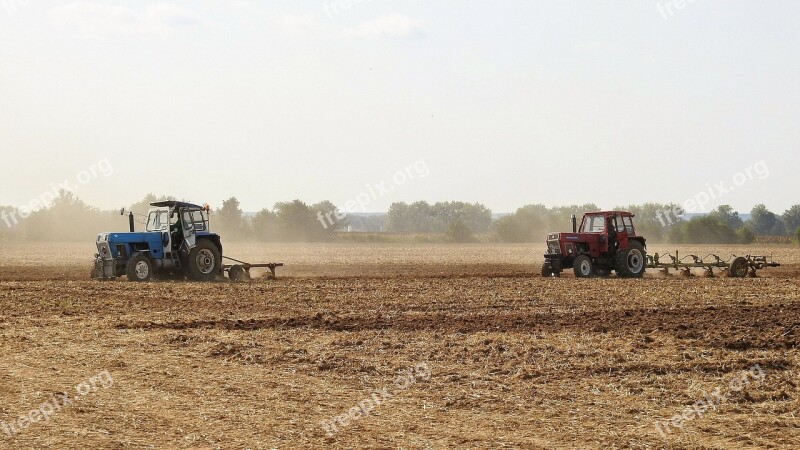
[542,211,647,278]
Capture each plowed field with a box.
[1,243,798,448]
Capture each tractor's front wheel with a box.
[573,255,594,278]
[126,254,153,282]
[186,239,222,282]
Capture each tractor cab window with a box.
[582,215,606,233]
[146,210,169,232]
[190,210,207,231]
[614,216,625,233]
[623,216,634,234]
[182,210,195,231]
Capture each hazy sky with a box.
[1,0,798,214]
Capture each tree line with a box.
[1,191,799,244]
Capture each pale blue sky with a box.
[1,0,798,213]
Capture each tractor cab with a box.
[145,202,209,252]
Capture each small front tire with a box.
[573,255,594,278]
[126,254,152,282]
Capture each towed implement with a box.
[542,210,780,278]
[92,201,282,282]
[647,251,779,277]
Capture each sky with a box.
[1,0,799,214]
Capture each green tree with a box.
[617,203,684,242]
[311,201,347,235]
[493,204,548,243]
[445,220,474,243]
[431,202,492,233]
[251,208,280,241]
[746,204,785,236]
[782,205,800,232]
[666,215,746,244]
[216,197,245,239]
[274,200,328,241]
[708,205,743,229]
[795,227,800,244]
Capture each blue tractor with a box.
[92,201,226,282]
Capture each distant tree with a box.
[746,204,785,236]
[431,202,492,233]
[546,204,600,231]
[617,203,684,242]
[445,220,474,243]
[493,204,548,243]
[795,227,800,245]
[387,202,412,232]
[216,197,245,239]
[737,226,755,244]
[666,215,748,244]
[24,190,116,241]
[708,205,743,229]
[251,208,280,241]
[311,201,347,235]
[782,205,800,233]
[274,200,328,241]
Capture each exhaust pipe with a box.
[129,212,135,232]
[571,214,577,233]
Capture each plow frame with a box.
[222,256,284,281]
[646,251,780,277]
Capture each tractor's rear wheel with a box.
[615,241,646,278]
[186,239,222,282]
[573,255,594,278]
[126,254,152,282]
[728,256,749,278]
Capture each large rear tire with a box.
[573,255,594,278]
[126,254,152,282]
[615,241,646,278]
[186,239,222,282]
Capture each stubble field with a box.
[0,242,798,449]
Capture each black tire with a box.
[573,255,594,278]
[616,240,646,278]
[186,239,222,282]
[229,265,251,282]
[728,256,748,278]
[126,254,152,282]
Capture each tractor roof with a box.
[585,210,635,217]
[150,201,205,210]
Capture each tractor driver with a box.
[607,215,618,251]
[170,209,184,250]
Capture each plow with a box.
[224,256,284,282]
[647,251,780,277]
